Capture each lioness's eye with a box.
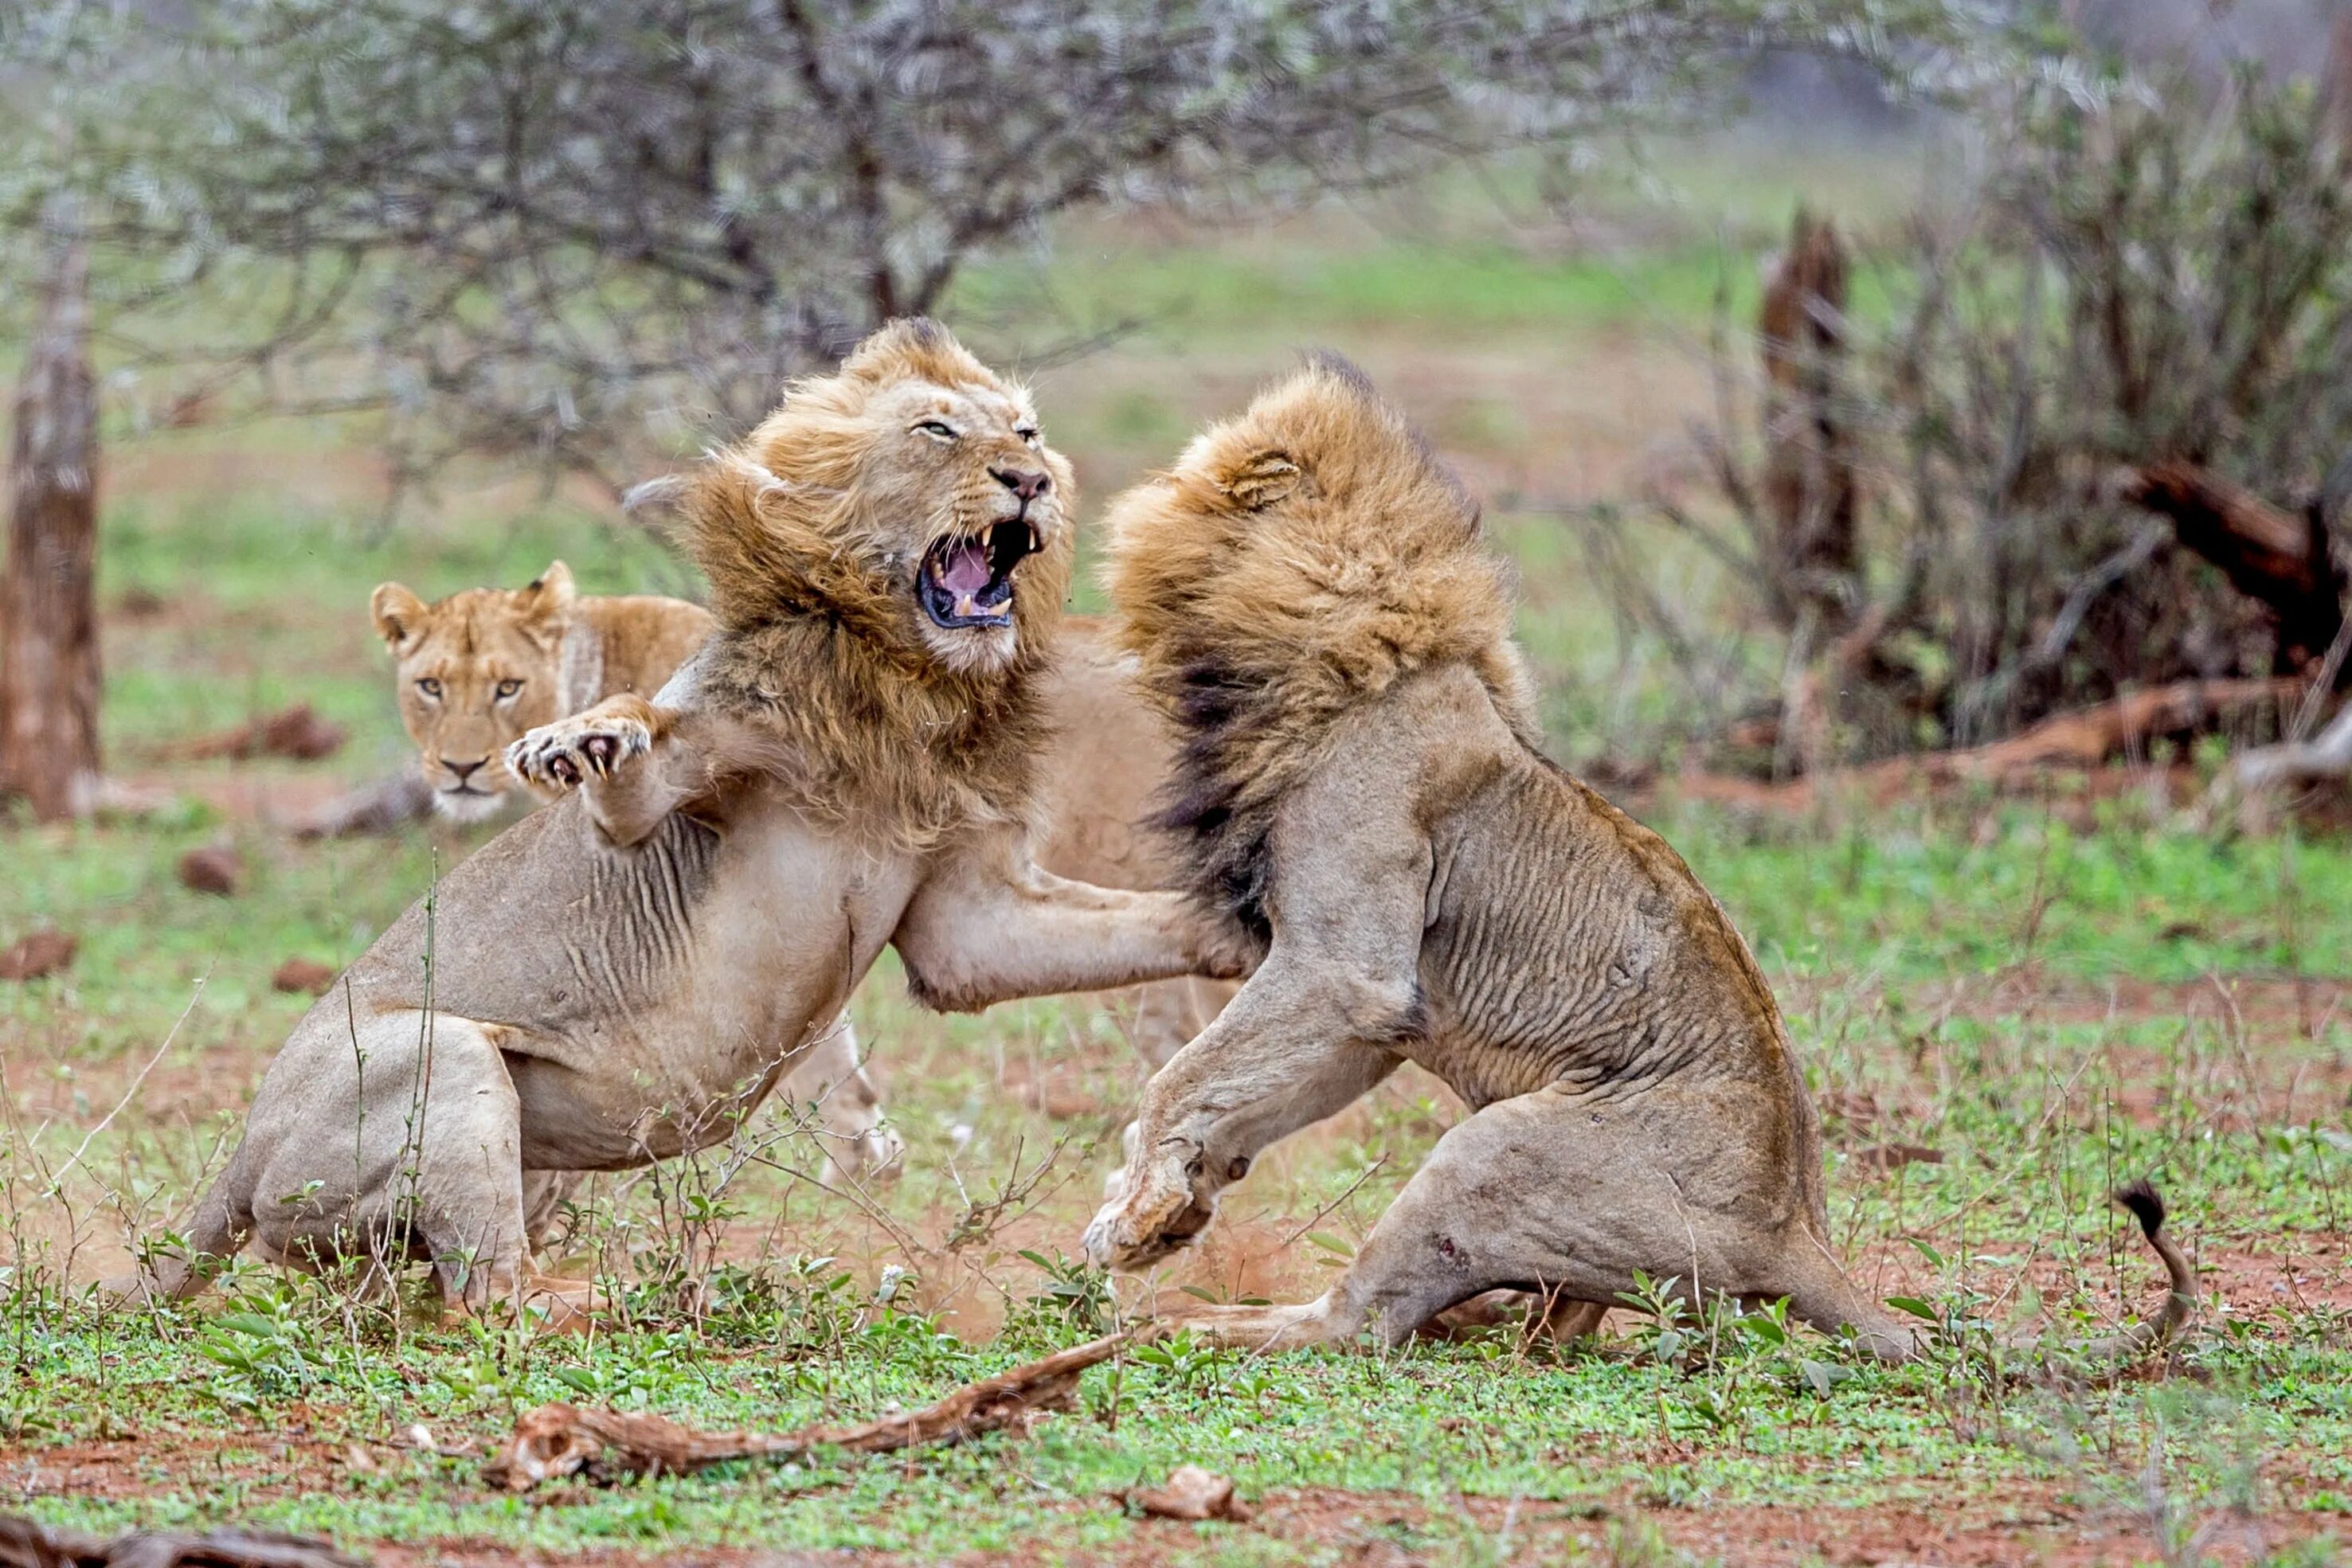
[1016,425,1040,447]
[416,678,442,698]
[914,420,957,440]
[495,679,523,700]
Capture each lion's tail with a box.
[2067,1180,2196,1360]
[1790,1180,2194,1367]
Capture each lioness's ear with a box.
[1216,450,1302,510]
[370,582,428,652]
[515,561,577,644]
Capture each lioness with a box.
[127,320,1246,1316]
[1082,358,2192,1361]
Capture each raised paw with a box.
[506,712,652,793]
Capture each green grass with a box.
[7,1304,2346,1559]
[951,130,1933,354]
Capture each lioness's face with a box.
[861,377,1073,675]
[370,565,574,821]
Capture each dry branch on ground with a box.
[2118,460,2346,674]
[482,1331,1139,1492]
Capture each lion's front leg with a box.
[506,695,689,847]
[892,829,1254,1014]
[1082,960,1407,1272]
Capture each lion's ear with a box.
[514,561,577,646]
[370,582,429,652]
[1216,450,1302,510]
[621,474,689,531]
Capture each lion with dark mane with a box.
[1082,357,2192,1362]
[121,320,1245,1318]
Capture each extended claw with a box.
[507,714,652,792]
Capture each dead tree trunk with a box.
[2119,459,2346,679]
[0,226,103,820]
[1759,208,1859,636]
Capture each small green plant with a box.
[198,1286,339,1408]
[1614,1271,1696,1367]
[1012,1248,1113,1339]
[1129,1328,1231,1394]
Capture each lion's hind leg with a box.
[1176,1084,1909,1358]
[256,1008,541,1320]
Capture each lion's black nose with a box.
[444,757,487,783]
[991,467,1051,502]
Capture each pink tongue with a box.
[939,541,992,594]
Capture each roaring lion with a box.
[1081,358,2192,1360]
[123,320,1246,1318]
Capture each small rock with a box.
[1134,1464,1251,1522]
[178,845,245,897]
[1852,1143,1944,1173]
[272,958,337,996]
[113,585,170,619]
[0,930,76,982]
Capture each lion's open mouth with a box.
[918,519,1039,630]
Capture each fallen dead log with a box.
[0,1515,364,1568]
[2119,459,2346,673]
[1677,678,2302,813]
[2229,703,2352,793]
[482,1330,1137,1492]
[1916,678,2300,780]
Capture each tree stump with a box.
[0,221,101,821]
[1759,208,1858,635]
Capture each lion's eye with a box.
[1016,425,1040,447]
[416,678,442,699]
[914,420,957,440]
[495,679,523,700]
